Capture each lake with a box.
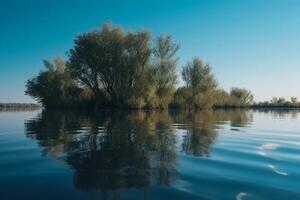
[0,109,299,200]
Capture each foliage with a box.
[253,97,300,108]
[182,58,217,93]
[171,87,193,108]
[174,58,218,109]
[0,103,41,111]
[67,23,152,107]
[212,89,232,107]
[25,57,82,108]
[25,22,259,110]
[230,87,253,106]
[151,35,180,108]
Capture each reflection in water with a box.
[255,108,299,119]
[172,110,252,156]
[24,109,252,198]
[25,111,178,198]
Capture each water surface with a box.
[0,109,299,199]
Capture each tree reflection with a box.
[172,109,252,157]
[24,109,252,198]
[25,110,84,159]
[25,110,177,198]
[255,108,299,119]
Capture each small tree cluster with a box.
[26,22,253,109]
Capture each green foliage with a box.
[254,97,300,108]
[0,103,41,111]
[67,22,152,107]
[25,22,259,110]
[174,58,217,109]
[193,91,215,109]
[151,35,180,108]
[25,57,82,108]
[144,87,159,109]
[182,58,217,93]
[171,87,193,108]
[126,97,146,109]
[212,89,232,107]
[230,87,253,106]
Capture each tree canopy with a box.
[176,58,218,109]
[150,35,180,108]
[230,87,254,106]
[67,23,152,107]
[182,58,217,93]
[25,22,255,110]
[25,57,81,108]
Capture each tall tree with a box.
[182,58,217,93]
[147,35,180,108]
[181,58,217,108]
[67,23,152,106]
[152,35,180,96]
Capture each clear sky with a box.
[0,0,300,103]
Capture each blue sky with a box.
[0,0,300,102]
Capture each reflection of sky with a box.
[0,110,39,132]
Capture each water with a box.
[0,109,299,200]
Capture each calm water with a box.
[0,109,299,200]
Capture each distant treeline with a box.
[0,103,41,111]
[25,23,298,110]
[252,97,300,108]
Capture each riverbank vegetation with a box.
[253,97,300,108]
[25,23,297,110]
[0,103,41,111]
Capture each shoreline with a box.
[2,105,300,112]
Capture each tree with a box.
[172,87,193,108]
[291,97,298,105]
[213,89,232,107]
[67,23,152,107]
[25,57,81,108]
[180,58,217,109]
[182,58,217,93]
[151,35,180,108]
[270,97,278,104]
[230,87,253,106]
[24,23,258,110]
